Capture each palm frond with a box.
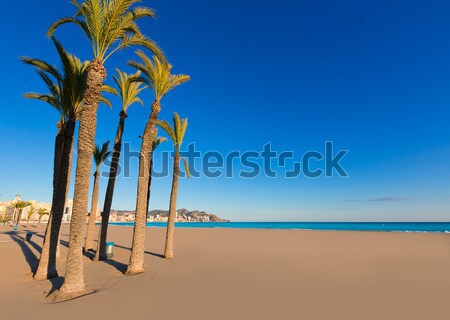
[112,68,146,112]
[49,0,161,63]
[156,112,189,151]
[48,16,92,43]
[93,140,111,168]
[37,208,49,216]
[23,93,62,114]
[156,119,176,143]
[20,57,62,83]
[152,128,167,150]
[22,37,111,121]
[129,50,189,101]
[12,200,32,209]
[182,157,191,178]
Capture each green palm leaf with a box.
[22,37,113,121]
[49,0,164,63]
[129,50,190,101]
[113,69,146,112]
[156,112,189,152]
[93,140,111,168]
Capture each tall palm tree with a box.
[95,70,145,260]
[22,38,69,260]
[22,49,69,205]
[22,38,113,280]
[48,0,162,296]
[145,129,167,215]
[126,52,189,274]
[157,113,190,259]
[85,141,111,251]
[12,201,32,227]
[37,208,49,224]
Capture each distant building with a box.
[0,195,51,223]
[63,199,73,222]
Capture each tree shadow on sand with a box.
[59,233,165,258]
[7,230,163,276]
[5,231,40,272]
[112,243,165,259]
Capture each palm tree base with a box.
[47,288,93,302]
[93,255,106,262]
[124,266,146,276]
[34,271,59,281]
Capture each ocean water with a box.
[109,222,450,233]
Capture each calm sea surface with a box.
[109,222,450,233]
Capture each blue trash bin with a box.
[106,242,115,259]
[25,233,33,242]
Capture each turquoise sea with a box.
[109,222,450,233]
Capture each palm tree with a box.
[126,52,189,274]
[26,205,35,226]
[37,208,49,224]
[22,38,113,281]
[23,39,84,279]
[48,0,163,296]
[157,113,190,259]
[145,129,167,215]
[95,70,145,261]
[85,141,111,251]
[12,201,32,227]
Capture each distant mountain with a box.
[110,208,229,222]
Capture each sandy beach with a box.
[1,224,450,320]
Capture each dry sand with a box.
[1,224,450,320]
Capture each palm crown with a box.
[93,141,111,170]
[37,208,49,217]
[12,200,31,209]
[157,112,190,177]
[129,51,190,101]
[113,69,146,112]
[22,37,114,122]
[22,38,88,122]
[48,0,164,62]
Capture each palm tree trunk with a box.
[11,208,17,225]
[95,111,126,261]
[34,119,75,280]
[164,153,180,259]
[145,157,154,216]
[51,121,65,204]
[57,60,106,296]
[38,121,64,243]
[85,171,99,251]
[126,101,160,275]
[15,209,23,226]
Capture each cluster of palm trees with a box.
[3,196,49,226]
[21,0,191,300]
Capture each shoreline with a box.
[106,221,450,233]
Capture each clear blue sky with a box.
[1,0,450,221]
